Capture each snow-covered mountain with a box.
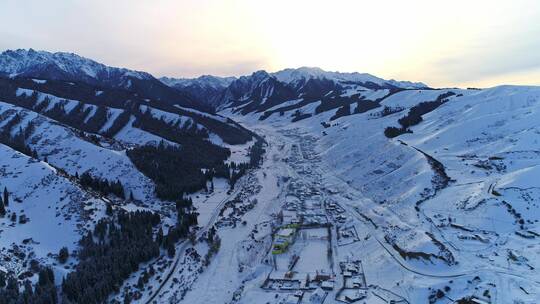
[160,75,236,90]
[0,49,210,111]
[213,67,428,115]
[0,49,151,86]
[158,67,428,112]
[272,66,427,89]
[160,75,236,108]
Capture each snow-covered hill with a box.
[0,52,261,302]
[223,84,540,303]
[0,144,107,281]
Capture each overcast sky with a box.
[1,0,539,87]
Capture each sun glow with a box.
[1,0,539,87]
[247,0,540,87]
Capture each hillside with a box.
[0,50,264,303]
[219,85,540,303]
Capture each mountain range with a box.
[0,49,427,113]
[161,66,428,113]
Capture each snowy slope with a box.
[12,88,181,147]
[0,144,107,280]
[220,85,540,304]
[0,101,157,200]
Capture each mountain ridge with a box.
[0,49,429,112]
[0,49,210,112]
[159,66,429,110]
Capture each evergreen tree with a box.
[22,280,33,300]
[167,243,176,258]
[0,271,5,288]
[6,276,19,294]
[3,187,8,206]
[126,139,230,201]
[156,227,164,245]
[58,247,69,264]
[189,232,196,245]
[79,172,125,199]
[0,197,5,217]
[106,203,113,216]
[62,211,161,303]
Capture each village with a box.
[208,129,503,304]
[256,133,410,304]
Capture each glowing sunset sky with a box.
[1,0,539,87]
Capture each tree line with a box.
[78,171,125,199]
[127,139,230,201]
[0,187,10,217]
[17,205,199,303]
[384,92,456,138]
[61,210,161,304]
[0,114,37,158]
[0,267,57,304]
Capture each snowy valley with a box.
[0,49,539,304]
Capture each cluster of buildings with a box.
[325,200,349,224]
[265,198,336,302]
[336,225,360,246]
[261,269,335,291]
[265,139,336,303]
[280,288,327,304]
[335,260,368,303]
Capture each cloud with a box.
[435,41,540,84]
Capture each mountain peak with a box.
[160,74,236,90]
[0,48,152,81]
[249,70,272,81]
[271,66,427,89]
